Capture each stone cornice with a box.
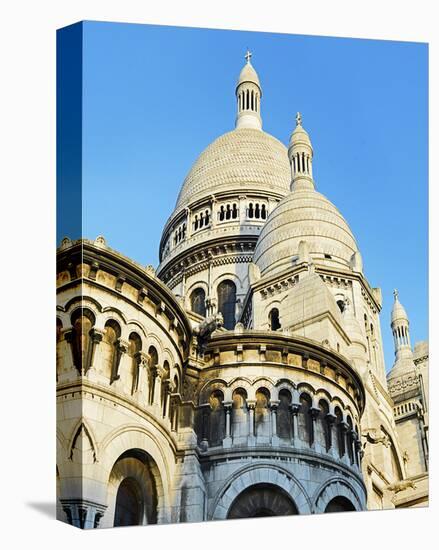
[203,330,365,415]
[157,233,258,283]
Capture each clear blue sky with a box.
[64,21,428,372]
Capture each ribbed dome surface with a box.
[253,189,359,277]
[391,299,409,324]
[174,128,291,210]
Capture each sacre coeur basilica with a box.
[56,52,429,528]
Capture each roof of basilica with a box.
[174,127,291,210]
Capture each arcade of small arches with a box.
[56,305,182,428]
[161,197,274,261]
[196,379,362,468]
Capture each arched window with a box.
[255,388,270,439]
[255,203,260,218]
[217,280,237,330]
[298,393,313,446]
[336,299,345,313]
[232,204,238,219]
[317,399,331,452]
[161,361,170,416]
[334,407,345,457]
[226,204,231,220]
[248,203,254,218]
[209,390,225,446]
[70,308,95,373]
[128,332,142,393]
[190,288,206,317]
[277,389,292,440]
[232,388,248,442]
[269,308,281,331]
[346,416,354,464]
[148,346,159,405]
[261,204,267,219]
[219,205,225,221]
[102,320,121,381]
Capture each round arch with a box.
[313,478,365,514]
[210,464,312,519]
[99,425,174,525]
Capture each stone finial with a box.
[60,237,73,250]
[94,235,107,247]
[393,288,399,301]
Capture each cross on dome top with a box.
[296,112,302,126]
[245,49,252,64]
[393,289,399,301]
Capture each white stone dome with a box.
[253,188,360,277]
[237,61,261,89]
[174,128,291,210]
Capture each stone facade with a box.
[56,53,428,528]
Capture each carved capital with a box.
[247,400,256,411]
[90,328,105,344]
[116,338,129,353]
[134,351,150,368]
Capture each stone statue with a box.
[193,313,224,355]
[362,428,391,448]
[386,479,417,504]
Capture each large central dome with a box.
[174,127,291,210]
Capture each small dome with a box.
[289,116,312,148]
[237,61,261,89]
[174,128,291,210]
[391,290,409,324]
[253,188,359,277]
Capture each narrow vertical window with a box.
[217,280,237,330]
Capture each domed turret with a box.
[288,112,314,191]
[235,50,262,130]
[388,290,414,381]
[253,115,360,278]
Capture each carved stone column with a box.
[134,351,150,398]
[152,366,166,407]
[87,328,105,375]
[223,401,233,448]
[163,380,173,418]
[291,403,300,445]
[340,421,349,459]
[110,338,128,383]
[270,400,280,446]
[352,430,361,467]
[247,400,256,444]
[326,412,337,456]
[309,405,320,448]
